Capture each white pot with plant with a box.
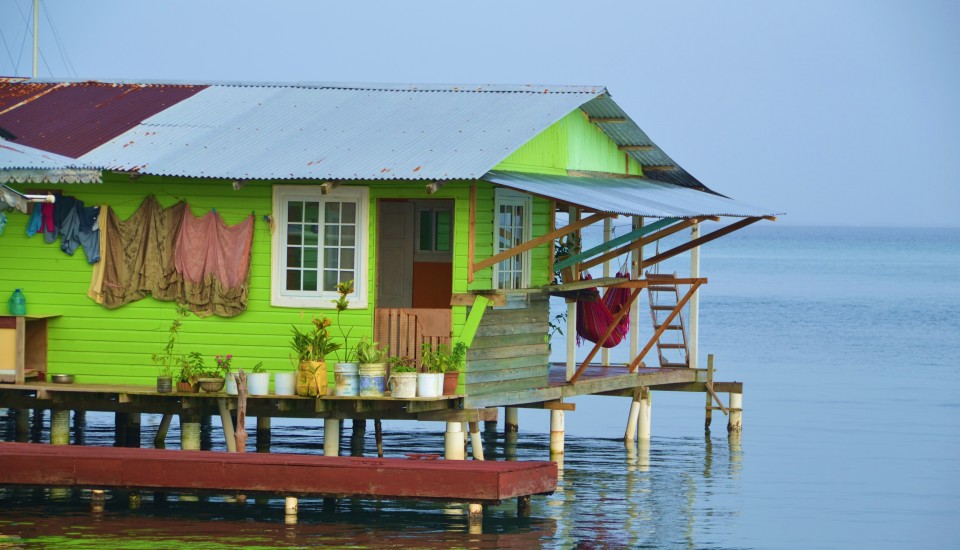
[246,362,270,396]
[332,280,360,396]
[388,355,418,398]
[356,337,388,397]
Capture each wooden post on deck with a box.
[705,354,714,432]
[256,417,271,452]
[689,222,701,369]
[602,217,612,367]
[15,409,29,442]
[566,206,579,382]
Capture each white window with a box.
[493,189,532,307]
[271,185,368,308]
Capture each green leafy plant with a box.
[355,337,387,364]
[251,361,266,374]
[420,341,468,374]
[290,315,340,362]
[388,355,417,373]
[153,305,190,377]
[553,233,581,284]
[331,279,356,362]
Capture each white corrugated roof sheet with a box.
[81,83,604,181]
[0,140,100,183]
[483,171,780,218]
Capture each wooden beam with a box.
[618,145,655,151]
[548,200,556,281]
[628,281,703,372]
[554,217,679,272]
[579,217,704,272]
[426,180,447,194]
[569,289,642,383]
[589,117,628,124]
[320,181,338,194]
[641,217,763,269]
[472,212,613,274]
[705,382,728,415]
[642,165,676,171]
[451,293,505,307]
[468,183,476,284]
[459,295,490,347]
[514,401,576,411]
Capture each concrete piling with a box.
[50,409,70,446]
[728,393,743,433]
[180,413,201,451]
[505,407,519,433]
[468,421,484,461]
[444,422,465,460]
[549,410,564,462]
[637,388,652,440]
[323,418,340,456]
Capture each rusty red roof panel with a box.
[0,81,206,158]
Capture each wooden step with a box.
[658,343,687,349]
[648,286,678,292]
[654,324,683,330]
[651,305,677,311]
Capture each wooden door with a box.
[377,201,415,308]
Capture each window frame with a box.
[413,200,454,262]
[493,189,532,308]
[271,185,369,309]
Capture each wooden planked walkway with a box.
[0,442,557,504]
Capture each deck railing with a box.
[374,308,451,366]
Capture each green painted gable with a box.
[494,110,644,176]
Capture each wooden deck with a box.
[0,442,557,504]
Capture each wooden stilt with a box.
[128,491,141,509]
[155,414,172,449]
[125,413,141,448]
[114,412,127,447]
[505,407,519,433]
[484,420,497,433]
[705,354,714,432]
[517,495,531,518]
[91,489,105,513]
[217,398,237,453]
[374,418,384,458]
[256,416,270,453]
[15,409,29,442]
[72,410,86,446]
[235,371,248,453]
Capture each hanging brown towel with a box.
[97,196,187,308]
[174,208,255,317]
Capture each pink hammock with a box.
[576,272,632,348]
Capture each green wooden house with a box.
[0,79,774,408]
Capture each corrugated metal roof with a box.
[0,81,207,158]
[483,171,780,218]
[81,84,603,180]
[0,141,100,183]
[579,95,710,191]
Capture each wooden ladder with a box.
[646,272,690,368]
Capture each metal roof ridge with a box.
[14,77,606,94]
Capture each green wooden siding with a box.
[494,110,643,176]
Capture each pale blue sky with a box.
[1,0,957,227]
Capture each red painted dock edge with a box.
[0,443,557,504]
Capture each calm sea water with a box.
[1,225,958,548]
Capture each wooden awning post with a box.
[602,217,612,367]
[629,216,643,361]
[468,183,476,284]
[689,222,701,369]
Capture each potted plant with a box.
[176,352,204,393]
[193,353,226,393]
[356,337,388,397]
[331,280,359,396]
[439,342,467,396]
[417,343,444,398]
[290,314,340,397]
[247,362,270,396]
[387,355,418,398]
[152,305,190,393]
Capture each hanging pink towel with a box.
[175,209,255,317]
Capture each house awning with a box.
[482,170,780,219]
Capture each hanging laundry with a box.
[97,196,187,309]
[41,202,56,243]
[88,205,110,304]
[26,206,42,237]
[174,208,255,317]
[60,202,101,263]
